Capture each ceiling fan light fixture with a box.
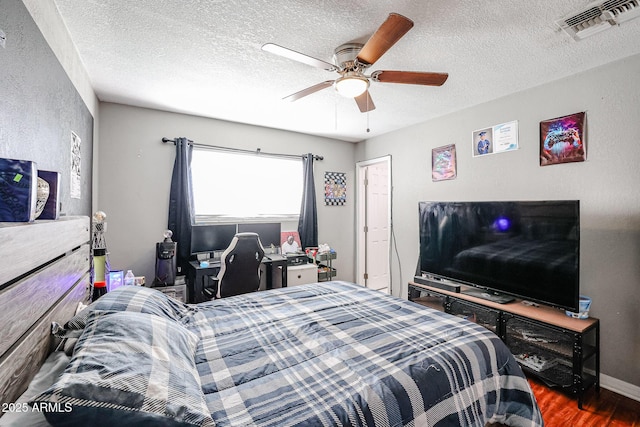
[335,73,369,98]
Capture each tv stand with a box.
[408,281,599,409]
[462,288,515,304]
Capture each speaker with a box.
[413,275,461,293]
[155,241,177,286]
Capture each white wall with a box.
[356,54,640,389]
[98,103,356,286]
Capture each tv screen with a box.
[190,224,237,255]
[418,200,580,312]
[237,222,282,248]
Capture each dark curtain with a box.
[297,153,318,248]
[167,137,194,273]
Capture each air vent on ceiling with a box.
[557,0,640,40]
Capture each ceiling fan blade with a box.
[354,90,376,112]
[356,13,414,66]
[283,80,334,102]
[371,70,449,86]
[262,43,338,72]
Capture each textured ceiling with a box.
[52,0,640,142]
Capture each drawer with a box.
[287,264,318,286]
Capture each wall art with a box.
[540,112,586,166]
[70,131,82,199]
[472,120,519,157]
[432,144,457,181]
[324,171,346,206]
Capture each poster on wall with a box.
[540,112,586,166]
[70,131,81,199]
[472,120,519,157]
[432,144,457,181]
[324,172,346,206]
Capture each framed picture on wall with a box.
[325,172,346,205]
[432,144,457,181]
[472,121,519,157]
[472,128,493,156]
[540,112,586,166]
[70,131,82,199]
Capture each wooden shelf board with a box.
[409,281,598,333]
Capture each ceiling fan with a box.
[262,13,448,113]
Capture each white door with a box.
[356,157,391,293]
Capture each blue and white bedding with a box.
[31,282,543,427]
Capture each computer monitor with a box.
[190,224,237,256]
[237,222,281,249]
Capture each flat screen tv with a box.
[418,200,580,312]
[190,224,237,255]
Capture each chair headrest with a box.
[234,232,260,240]
[225,232,265,254]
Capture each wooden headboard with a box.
[0,216,91,405]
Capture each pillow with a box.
[55,285,194,338]
[31,311,214,427]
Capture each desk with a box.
[186,256,288,303]
[186,260,219,303]
[262,255,288,294]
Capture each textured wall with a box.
[0,0,93,216]
[357,54,640,390]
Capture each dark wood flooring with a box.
[527,377,640,426]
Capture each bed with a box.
[0,218,543,427]
[0,216,91,407]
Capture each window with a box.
[191,149,303,221]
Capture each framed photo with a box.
[280,231,302,254]
[473,128,493,156]
[472,121,519,157]
[432,144,457,181]
[540,112,586,166]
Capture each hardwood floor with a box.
[527,377,640,426]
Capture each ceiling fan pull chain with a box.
[334,94,338,131]
[366,96,370,133]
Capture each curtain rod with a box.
[161,137,323,161]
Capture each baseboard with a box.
[600,374,640,402]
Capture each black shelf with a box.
[521,363,574,388]
[448,299,500,334]
[408,281,600,409]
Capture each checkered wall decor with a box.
[324,172,346,206]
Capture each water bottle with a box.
[124,270,135,286]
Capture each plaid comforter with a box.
[184,281,543,427]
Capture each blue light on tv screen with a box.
[494,217,511,232]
